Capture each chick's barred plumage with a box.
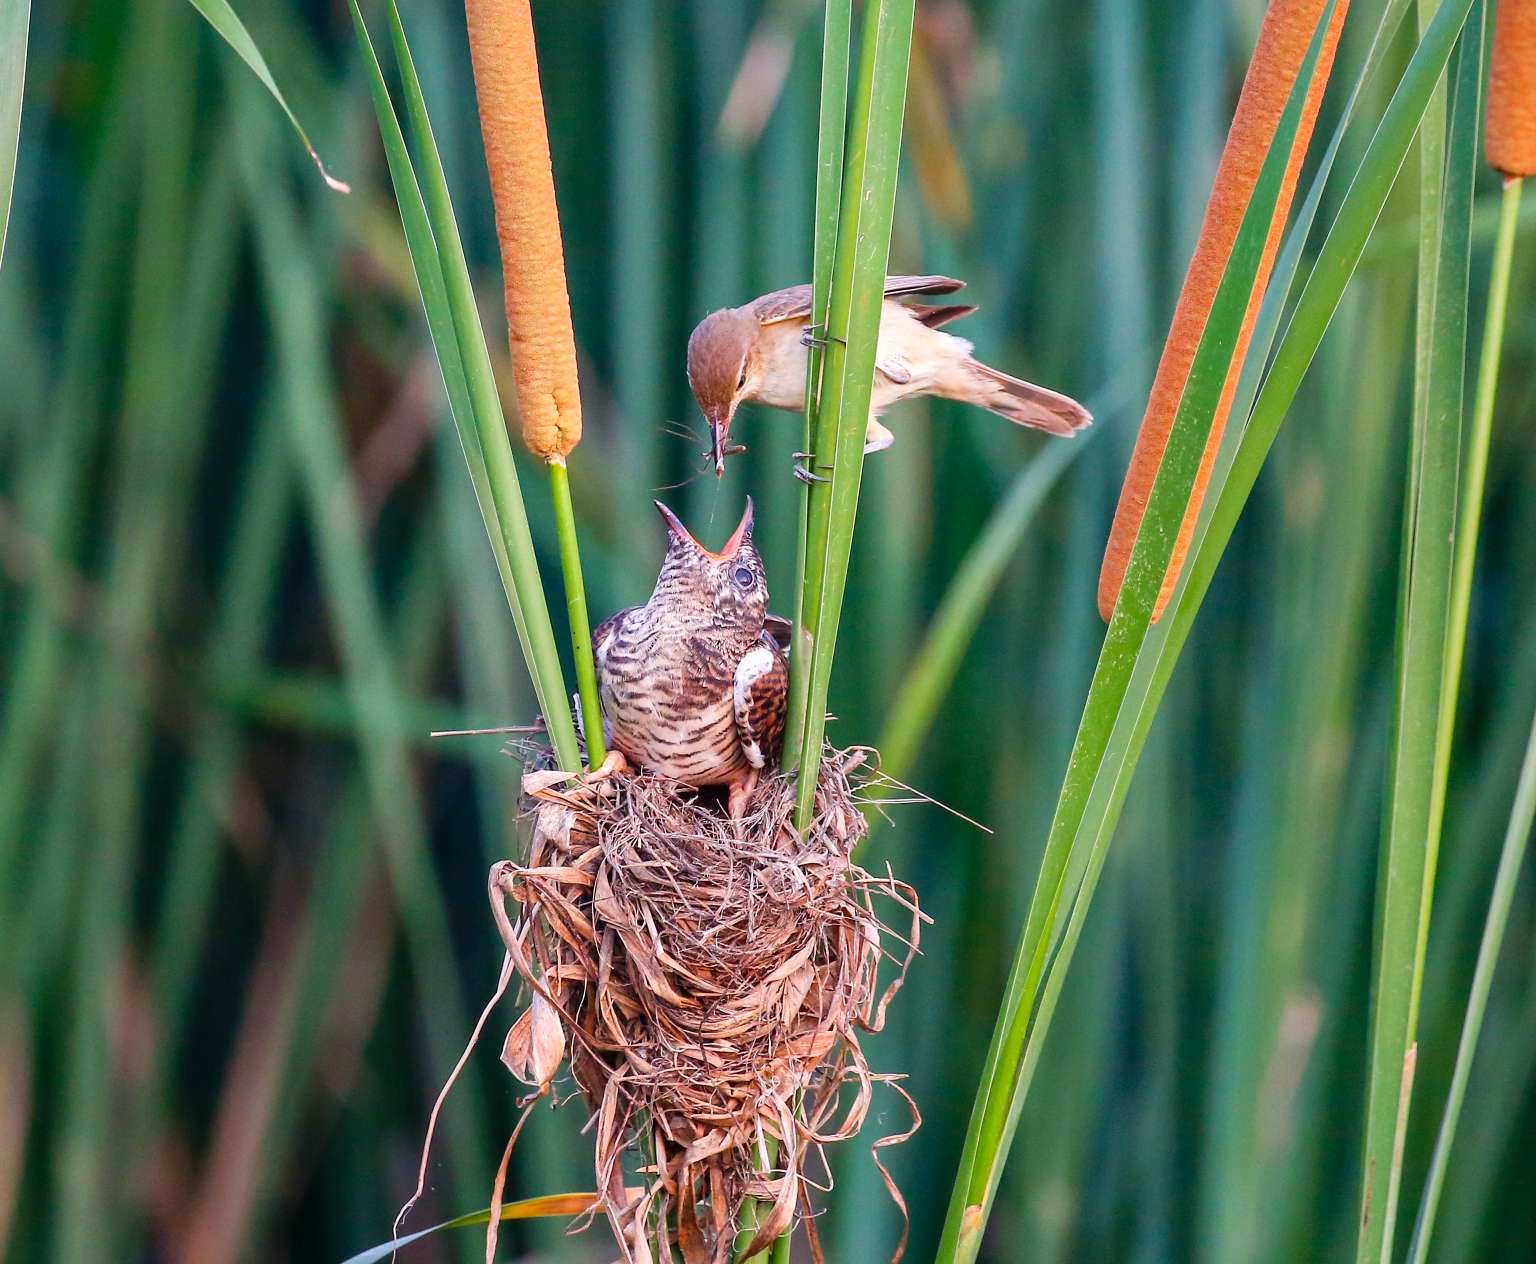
[592,499,787,817]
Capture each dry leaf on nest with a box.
[500,989,565,1090]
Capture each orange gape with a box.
[1097,0,1350,623]
[463,0,583,462]
[1487,0,1536,178]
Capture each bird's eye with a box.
[736,368,748,389]
[732,565,754,589]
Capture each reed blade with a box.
[790,0,917,830]
[935,0,1480,1251]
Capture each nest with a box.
[485,749,926,1264]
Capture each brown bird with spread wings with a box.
[687,275,1091,475]
[592,498,788,819]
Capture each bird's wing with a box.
[733,633,789,769]
[749,284,816,326]
[903,301,978,329]
[883,274,967,299]
[763,613,793,655]
[590,607,636,671]
[584,607,641,747]
[751,275,967,327]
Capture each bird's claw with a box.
[521,749,629,798]
[583,748,629,783]
[791,452,832,484]
[728,769,760,822]
[799,323,847,350]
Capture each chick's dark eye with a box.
[736,369,748,389]
[732,565,754,589]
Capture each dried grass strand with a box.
[390,951,514,1252]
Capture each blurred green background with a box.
[3,0,1535,1260]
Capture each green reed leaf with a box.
[932,0,1480,1251]
[1357,6,1483,1257]
[784,0,851,778]
[340,1193,599,1264]
[791,0,916,830]
[183,0,348,190]
[348,0,581,772]
[0,0,29,270]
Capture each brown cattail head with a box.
[1097,0,1349,623]
[463,0,581,461]
[1488,0,1536,177]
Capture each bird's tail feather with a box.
[963,360,1092,436]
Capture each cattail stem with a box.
[549,459,605,768]
[463,0,604,768]
[1098,0,1349,622]
[347,0,585,772]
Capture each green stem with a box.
[791,0,916,832]
[1435,176,1522,803]
[548,457,605,769]
[1406,174,1523,1264]
[1356,6,1483,1257]
[349,0,583,773]
[732,1199,764,1262]
[783,0,851,778]
[931,0,1486,1247]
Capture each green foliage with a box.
[937,8,1343,1250]
[351,0,581,772]
[0,0,28,268]
[789,0,913,831]
[337,1194,599,1264]
[4,2,1536,1263]
[782,0,849,778]
[184,0,347,190]
[1356,4,1483,1258]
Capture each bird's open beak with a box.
[718,496,753,559]
[654,497,753,560]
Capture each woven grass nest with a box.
[485,746,927,1263]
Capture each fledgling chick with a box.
[592,498,788,819]
[687,274,1091,476]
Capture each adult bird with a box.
[592,498,788,819]
[686,274,1091,476]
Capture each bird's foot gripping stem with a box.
[521,748,629,798]
[792,452,831,485]
[586,748,629,782]
[799,323,847,350]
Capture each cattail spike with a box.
[463,0,582,460]
[1488,0,1536,178]
[1097,0,1350,623]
